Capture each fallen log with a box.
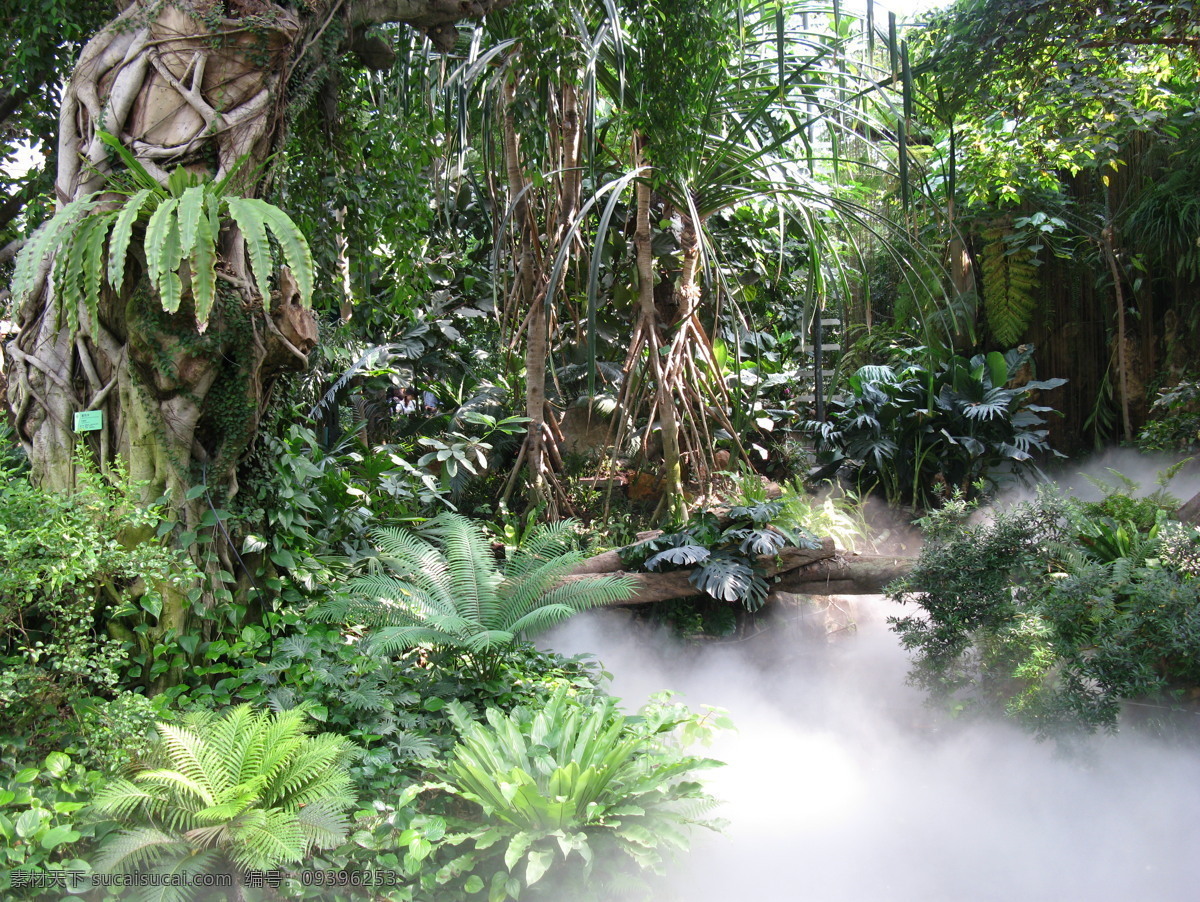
[772,553,915,596]
[562,537,916,603]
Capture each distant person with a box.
[422,389,439,414]
[398,387,418,415]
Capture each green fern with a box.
[10,132,312,331]
[981,224,1040,346]
[92,705,357,898]
[326,513,634,680]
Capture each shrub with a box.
[1137,376,1200,452]
[890,486,1200,737]
[0,461,195,765]
[0,750,105,898]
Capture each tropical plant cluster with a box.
[809,347,1065,507]
[9,0,1200,896]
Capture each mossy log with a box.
[562,538,916,604]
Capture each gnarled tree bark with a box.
[4,0,518,635]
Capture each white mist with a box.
[544,595,1200,902]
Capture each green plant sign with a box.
[73,410,102,432]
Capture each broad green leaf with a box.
[143,197,179,287]
[190,212,218,327]
[82,212,114,329]
[225,196,273,304]
[256,201,314,307]
[15,807,46,838]
[160,271,183,315]
[40,824,81,850]
[43,751,71,777]
[176,185,206,257]
[524,847,554,886]
[10,194,98,307]
[108,188,154,292]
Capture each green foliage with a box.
[775,480,871,554]
[0,750,105,897]
[427,687,728,901]
[810,346,1065,507]
[417,412,530,499]
[0,459,196,765]
[1137,377,1200,453]
[10,135,312,331]
[92,705,358,892]
[891,484,1200,738]
[324,513,634,680]
[623,502,821,612]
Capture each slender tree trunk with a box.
[1101,223,1132,443]
[632,139,686,521]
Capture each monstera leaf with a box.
[689,553,770,611]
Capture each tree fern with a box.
[331,512,633,679]
[981,223,1040,346]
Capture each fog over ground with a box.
[544,591,1200,902]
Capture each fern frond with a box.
[82,212,115,330]
[176,185,206,255]
[143,197,178,289]
[296,797,353,850]
[427,513,501,627]
[10,193,103,308]
[93,826,184,873]
[153,214,184,313]
[189,212,218,327]
[981,226,1039,346]
[146,723,218,806]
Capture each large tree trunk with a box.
[3,0,515,627]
